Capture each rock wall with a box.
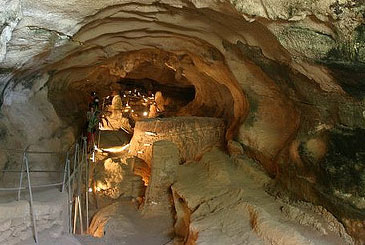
[0,189,69,245]
[0,0,364,242]
[171,149,354,245]
[129,117,225,165]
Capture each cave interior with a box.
[0,1,364,245]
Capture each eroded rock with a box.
[129,117,225,165]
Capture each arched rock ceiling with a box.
[1,0,365,242]
[3,0,363,138]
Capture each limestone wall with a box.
[0,0,364,242]
[0,190,68,245]
[128,117,225,165]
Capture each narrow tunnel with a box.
[0,1,364,245]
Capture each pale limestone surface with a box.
[0,189,70,245]
[142,140,178,224]
[129,117,225,165]
[172,148,354,245]
[0,0,364,242]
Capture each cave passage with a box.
[97,78,196,133]
[2,1,364,244]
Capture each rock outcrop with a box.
[142,140,179,227]
[172,149,354,245]
[129,117,225,165]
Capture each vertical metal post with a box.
[76,139,84,235]
[97,129,101,148]
[67,159,72,234]
[17,154,24,201]
[84,138,89,233]
[24,153,39,244]
[73,196,78,234]
[61,152,69,193]
[78,196,83,234]
[73,144,79,173]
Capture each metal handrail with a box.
[1,170,64,173]
[0,148,65,154]
[0,136,87,244]
[0,182,64,191]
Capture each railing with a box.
[0,137,91,244]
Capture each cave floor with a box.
[75,199,172,245]
[75,129,171,245]
[72,129,352,245]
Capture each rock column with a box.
[142,140,179,222]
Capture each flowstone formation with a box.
[0,0,365,243]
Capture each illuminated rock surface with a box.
[0,0,364,243]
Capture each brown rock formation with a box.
[129,117,225,165]
[141,140,179,232]
[0,0,364,242]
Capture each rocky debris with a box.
[227,139,244,156]
[93,156,144,200]
[129,117,225,165]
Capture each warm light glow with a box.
[94,145,103,153]
[101,143,130,153]
[131,109,134,112]
[144,143,151,146]
[145,131,157,136]
[96,187,101,192]
[137,151,144,154]
[91,151,95,162]
[143,111,148,116]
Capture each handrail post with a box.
[73,144,79,173]
[84,137,89,233]
[61,152,69,193]
[77,141,84,234]
[78,195,83,234]
[24,153,39,244]
[17,154,24,201]
[67,159,72,234]
[73,196,78,234]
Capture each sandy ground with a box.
[76,200,172,245]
